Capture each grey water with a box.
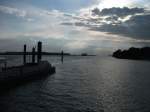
[0,55,150,112]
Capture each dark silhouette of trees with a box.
[113,47,150,60]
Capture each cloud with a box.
[92,7,145,17]
[0,5,71,22]
[0,5,27,18]
[61,6,150,40]
[61,22,74,26]
[1,2,150,53]
[90,14,150,40]
[0,5,73,38]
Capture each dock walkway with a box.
[0,61,55,84]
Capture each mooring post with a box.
[23,44,26,65]
[32,47,36,64]
[61,50,64,64]
[37,41,42,63]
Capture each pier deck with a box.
[0,61,55,85]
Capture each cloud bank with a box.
[62,7,150,40]
[92,7,144,16]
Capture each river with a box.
[0,55,150,112]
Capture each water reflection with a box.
[0,56,150,112]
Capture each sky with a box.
[0,0,150,54]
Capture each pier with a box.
[0,41,56,87]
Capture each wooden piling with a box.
[32,47,35,63]
[37,41,42,63]
[23,44,26,65]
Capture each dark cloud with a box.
[92,8,101,16]
[61,22,92,27]
[90,14,150,40]
[92,7,145,17]
[61,22,73,26]
[91,7,150,40]
[104,16,120,24]
[105,16,118,21]
[74,22,92,27]
[61,7,150,40]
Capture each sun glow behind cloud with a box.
[97,0,150,10]
[97,0,135,9]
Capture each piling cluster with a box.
[23,41,42,65]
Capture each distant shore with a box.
[0,52,70,56]
[0,52,96,56]
[112,47,150,60]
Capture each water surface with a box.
[0,56,150,112]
